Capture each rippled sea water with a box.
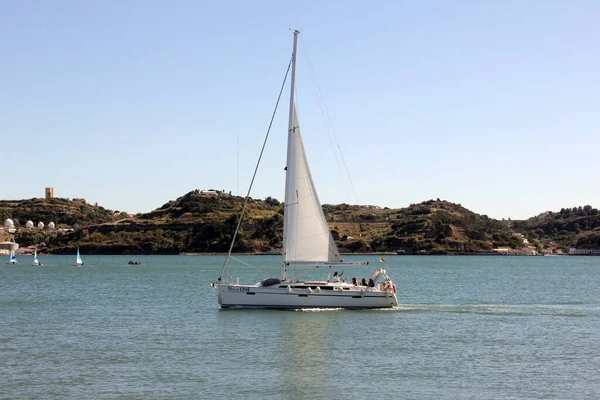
[1,254,599,399]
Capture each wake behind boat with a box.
[212,31,398,309]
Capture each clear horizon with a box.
[2,1,598,220]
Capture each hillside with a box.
[3,193,598,254]
[45,191,282,254]
[1,197,124,251]
[511,206,600,250]
[0,197,125,227]
[324,200,519,254]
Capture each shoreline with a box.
[35,252,594,257]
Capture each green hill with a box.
[1,197,124,250]
[0,197,124,227]
[510,206,600,250]
[324,200,519,254]
[3,193,598,255]
[45,191,283,254]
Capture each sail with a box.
[283,105,340,264]
[9,251,16,262]
[32,250,41,265]
[76,248,83,265]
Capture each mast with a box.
[282,29,300,281]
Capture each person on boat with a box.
[384,277,396,293]
[361,278,368,286]
[351,277,357,286]
[333,271,339,282]
[368,278,375,288]
[384,277,392,291]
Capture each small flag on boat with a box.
[379,257,386,262]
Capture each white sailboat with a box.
[212,31,398,309]
[73,247,84,266]
[32,250,41,266]
[7,250,18,264]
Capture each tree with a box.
[264,197,280,207]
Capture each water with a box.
[1,255,599,399]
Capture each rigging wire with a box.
[217,57,293,282]
[228,256,276,278]
[300,35,360,205]
[300,35,368,252]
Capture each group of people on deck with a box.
[348,276,395,292]
[331,272,394,292]
[350,277,375,287]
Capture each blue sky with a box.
[1,0,598,219]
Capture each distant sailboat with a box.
[32,250,41,266]
[73,247,84,266]
[7,250,18,264]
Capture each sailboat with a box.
[73,247,84,266]
[212,31,398,309]
[7,250,18,264]
[32,250,42,266]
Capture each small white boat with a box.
[32,250,42,266]
[213,31,398,309]
[73,247,84,266]
[7,250,18,265]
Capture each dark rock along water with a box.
[1,255,599,399]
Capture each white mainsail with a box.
[283,105,341,265]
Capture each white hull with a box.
[215,282,397,309]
